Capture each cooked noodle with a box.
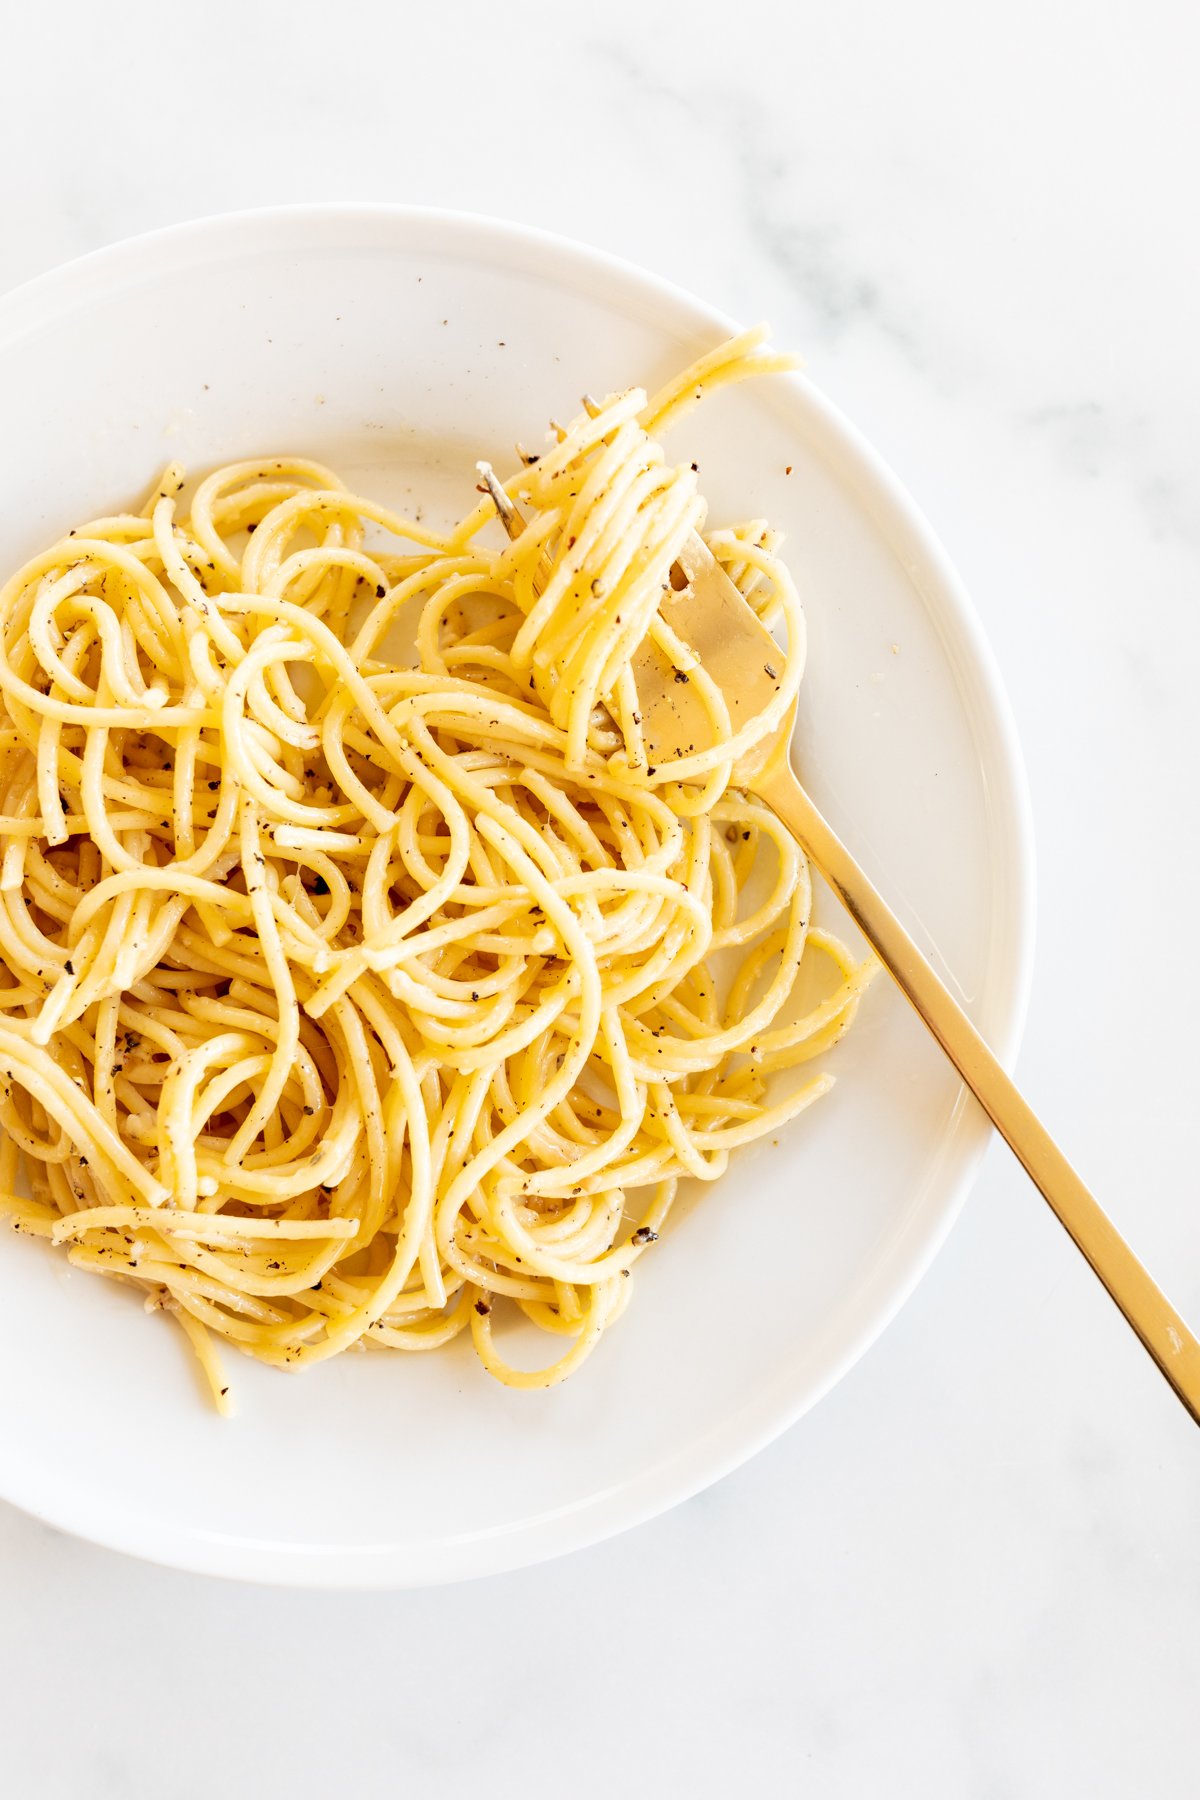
[0,328,875,1410]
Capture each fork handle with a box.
[760,761,1200,1425]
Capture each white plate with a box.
[0,207,1034,1586]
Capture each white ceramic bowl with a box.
[0,206,1034,1585]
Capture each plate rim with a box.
[0,203,1036,1586]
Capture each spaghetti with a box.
[0,329,875,1410]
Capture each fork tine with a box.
[475,460,524,542]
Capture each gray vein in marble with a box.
[1020,400,1200,549]
[590,39,931,367]
[729,141,928,363]
[589,38,1200,565]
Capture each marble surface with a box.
[3,2,1198,1794]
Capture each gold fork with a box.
[476,454,1200,1425]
